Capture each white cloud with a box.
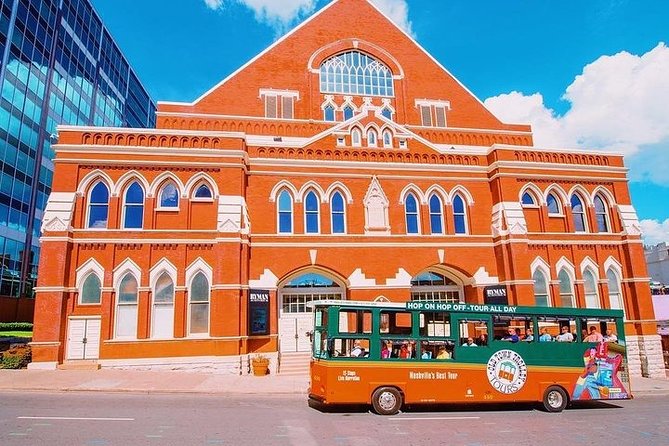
[203,0,413,35]
[484,43,669,185]
[204,0,316,28]
[641,219,669,246]
[371,0,414,37]
[204,0,223,8]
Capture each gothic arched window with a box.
[320,51,394,97]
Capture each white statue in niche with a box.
[364,176,390,235]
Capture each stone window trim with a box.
[259,89,300,119]
[415,99,451,128]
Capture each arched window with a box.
[116,274,138,338]
[367,129,378,147]
[405,193,420,234]
[330,191,346,234]
[606,268,624,316]
[319,51,394,97]
[152,272,174,339]
[583,269,600,308]
[123,182,144,229]
[411,271,461,302]
[547,193,561,214]
[532,269,550,307]
[278,190,293,234]
[453,194,467,234]
[324,105,335,122]
[80,273,102,305]
[521,192,536,206]
[343,105,354,121]
[351,128,362,146]
[194,184,213,199]
[88,182,109,229]
[304,191,320,234]
[189,272,210,336]
[381,107,393,120]
[159,182,179,208]
[571,194,587,232]
[429,194,443,234]
[558,269,575,307]
[382,130,392,148]
[594,195,610,233]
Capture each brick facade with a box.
[29,0,662,377]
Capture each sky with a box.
[91,0,669,245]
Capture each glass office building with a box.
[0,0,156,297]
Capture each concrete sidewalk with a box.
[0,369,309,395]
[0,369,668,397]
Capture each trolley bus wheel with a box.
[371,387,403,415]
[542,386,568,413]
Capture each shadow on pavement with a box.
[308,398,624,415]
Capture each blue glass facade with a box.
[0,0,156,297]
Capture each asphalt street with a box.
[0,392,667,446]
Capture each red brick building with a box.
[30,0,663,377]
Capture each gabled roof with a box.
[157,0,531,134]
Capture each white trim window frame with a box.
[570,194,588,233]
[452,194,468,235]
[115,273,139,339]
[188,272,210,337]
[156,181,180,211]
[428,194,444,235]
[191,183,214,202]
[546,193,563,216]
[404,193,421,235]
[532,268,551,307]
[304,190,321,234]
[151,272,175,339]
[122,181,145,230]
[277,189,294,234]
[86,181,110,230]
[330,191,347,235]
[79,272,102,306]
[594,195,611,233]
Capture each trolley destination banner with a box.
[406,302,519,314]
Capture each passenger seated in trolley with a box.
[350,340,365,357]
[461,337,477,347]
[436,346,451,360]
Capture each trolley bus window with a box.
[313,330,328,359]
[380,311,412,335]
[493,315,533,342]
[328,338,370,358]
[338,310,372,334]
[419,312,451,337]
[459,319,489,346]
[314,308,328,328]
[579,318,616,343]
[538,317,577,342]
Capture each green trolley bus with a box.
[309,300,631,414]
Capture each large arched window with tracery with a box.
[319,51,394,97]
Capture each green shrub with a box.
[0,322,33,332]
[0,345,31,369]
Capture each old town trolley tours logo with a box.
[486,349,528,394]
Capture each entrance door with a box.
[278,277,344,353]
[66,318,101,360]
[279,315,312,353]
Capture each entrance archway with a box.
[278,272,345,353]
